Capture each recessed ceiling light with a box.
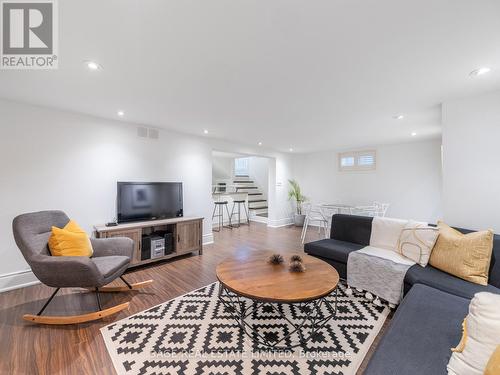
[469,67,491,77]
[203,129,209,134]
[289,148,294,152]
[411,132,417,137]
[258,142,262,146]
[117,110,124,117]
[85,61,101,71]
[393,114,405,120]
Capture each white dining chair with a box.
[319,205,340,238]
[350,202,390,217]
[301,203,329,243]
[373,202,390,217]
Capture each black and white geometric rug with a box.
[101,282,389,375]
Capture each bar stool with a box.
[230,200,250,228]
[212,201,232,232]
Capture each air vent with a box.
[137,127,148,138]
[137,126,160,140]
[148,128,159,139]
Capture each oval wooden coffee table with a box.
[216,252,340,350]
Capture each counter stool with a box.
[230,200,250,228]
[212,201,232,232]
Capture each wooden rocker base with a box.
[23,302,130,325]
[23,276,150,325]
[95,279,154,293]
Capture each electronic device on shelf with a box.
[141,235,165,260]
[141,232,174,260]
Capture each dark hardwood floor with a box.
[0,223,389,374]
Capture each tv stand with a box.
[94,217,203,268]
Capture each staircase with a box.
[233,175,268,218]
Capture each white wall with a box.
[0,100,214,291]
[248,156,269,200]
[212,155,234,181]
[273,156,295,226]
[442,90,500,232]
[292,139,443,223]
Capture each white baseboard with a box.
[203,233,214,245]
[0,269,39,293]
[267,217,294,228]
[249,215,268,224]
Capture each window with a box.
[234,157,249,176]
[358,153,375,166]
[340,156,355,167]
[339,150,376,171]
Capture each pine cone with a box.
[268,254,284,265]
[290,255,303,263]
[289,261,306,273]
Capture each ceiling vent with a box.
[137,127,148,138]
[137,126,160,140]
[148,128,159,139]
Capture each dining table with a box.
[319,203,354,215]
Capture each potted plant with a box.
[288,179,307,226]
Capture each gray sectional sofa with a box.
[304,214,500,375]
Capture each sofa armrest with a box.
[30,254,102,288]
[90,237,134,259]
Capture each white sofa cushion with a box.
[398,221,439,267]
[448,292,500,375]
[369,217,409,252]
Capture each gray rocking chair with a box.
[13,210,153,325]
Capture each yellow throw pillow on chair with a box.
[48,220,93,257]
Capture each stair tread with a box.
[248,199,267,202]
[250,206,268,209]
[236,186,258,189]
[234,180,254,183]
[248,193,262,195]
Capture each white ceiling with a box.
[212,150,246,159]
[1,0,500,153]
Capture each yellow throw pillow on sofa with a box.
[48,220,93,257]
[451,318,468,353]
[429,221,493,285]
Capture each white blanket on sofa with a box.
[346,217,429,305]
[356,246,416,266]
[347,246,415,305]
[347,246,416,305]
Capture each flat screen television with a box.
[117,182,183,223]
